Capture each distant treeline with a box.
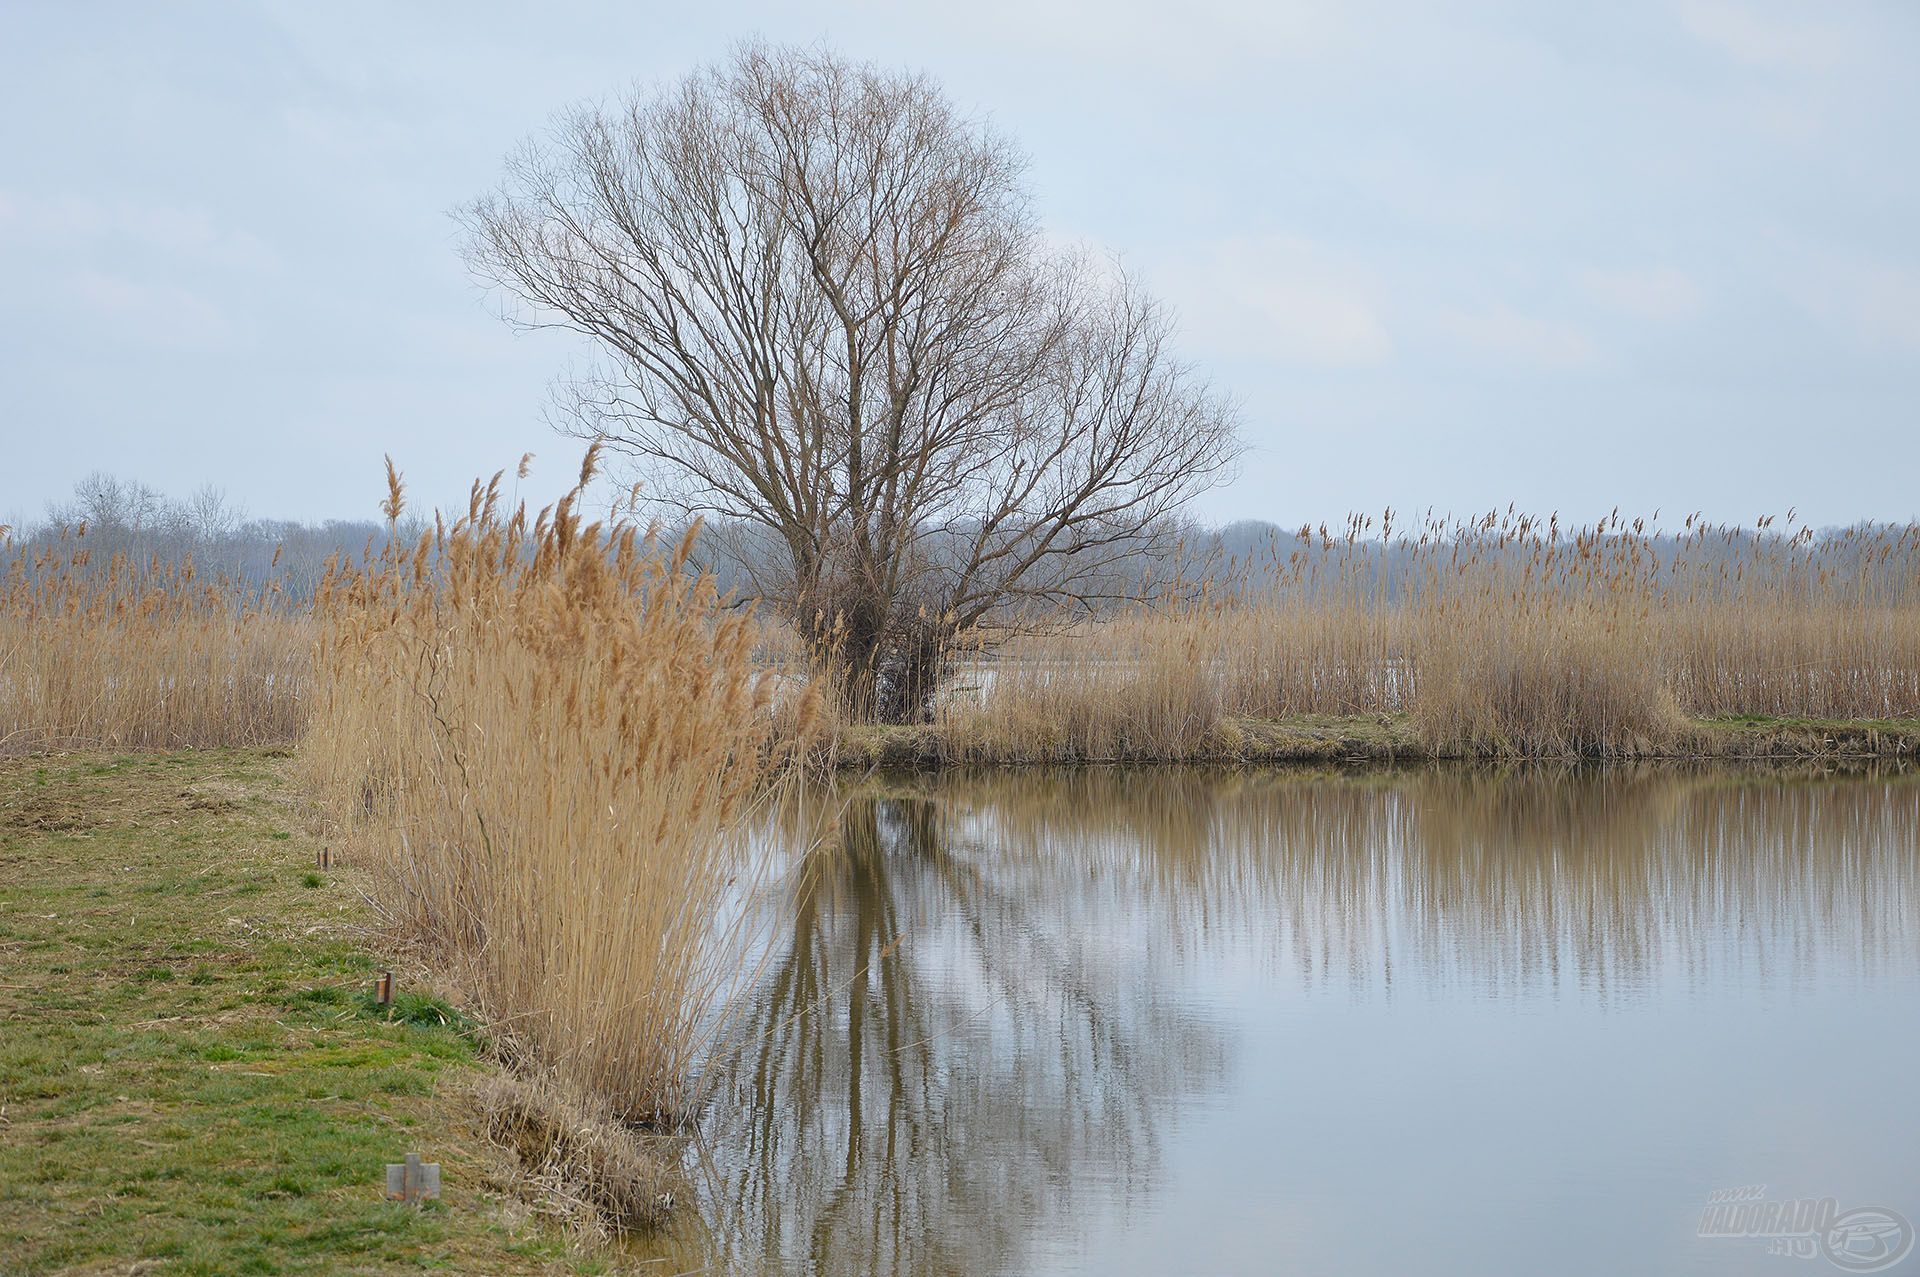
[5,472,1913,611]
[4,473,401,603]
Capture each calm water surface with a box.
[637,765,1920,1276]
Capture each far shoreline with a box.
[829,714,1920,770]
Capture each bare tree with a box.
[462,43,1241,721]
[185,483,246,543]
[53,473,170,539]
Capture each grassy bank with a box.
[836,712,1920,767]
[0,748,626,1276]
[3,459,791,1256]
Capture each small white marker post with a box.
[385,1151,441,1204]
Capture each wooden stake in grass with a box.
[375,971,393,1007]
[384,1151,440,1203]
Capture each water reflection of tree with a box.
[685,793,1233,1277]
[657,764,1919,1274]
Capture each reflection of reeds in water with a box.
[1403,767,1917,994]
[659,765,1920,1277]
[929,764,1920,999]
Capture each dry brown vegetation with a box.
[465,1069,683,1236]
[8,504,1913,770]
[1,536,308,755]
[939,511,1920,760]
[302,452,801,1126]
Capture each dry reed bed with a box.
[6,505,1915,768]
[941,512,1920,760]
[1,537,309,754]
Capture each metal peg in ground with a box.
[384,1151,441,1203]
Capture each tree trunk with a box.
[813,619,947,726]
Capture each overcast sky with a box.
[3,1,1916,530]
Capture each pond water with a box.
[637,764,1920,1276]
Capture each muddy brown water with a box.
[632,764,1920,1276]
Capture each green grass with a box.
[1702,713,1920,756]
[0,749,610,1275]
[1703,712,1920,733]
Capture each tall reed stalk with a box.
[304,454,792,1123]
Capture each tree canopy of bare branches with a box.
[462,42,1241,721]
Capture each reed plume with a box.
[304,454,788,1122]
